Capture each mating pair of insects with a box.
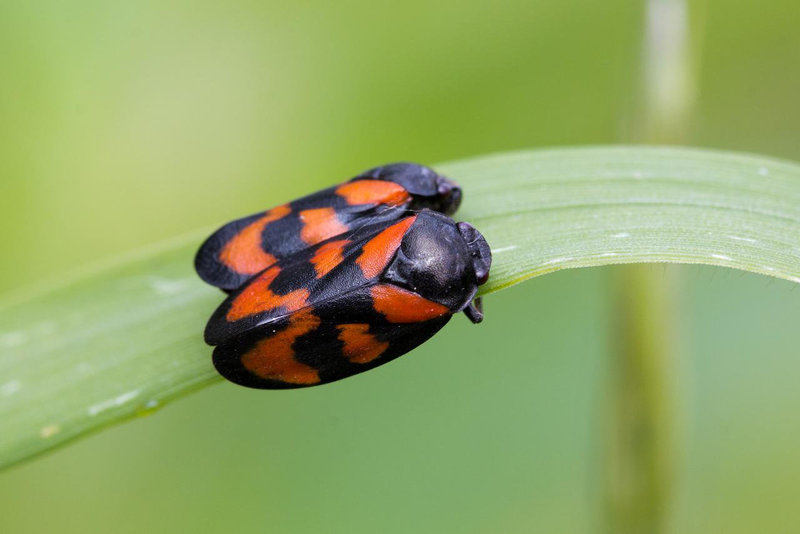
[195,163,492,389]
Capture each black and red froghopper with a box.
[195,163,462,291]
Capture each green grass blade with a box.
[2,146,799,471]
[451,147,800,291]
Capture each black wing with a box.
[211,284,453,389]
[194,180,415,291]
[203,216,417,347]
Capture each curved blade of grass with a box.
[2,146,800,471]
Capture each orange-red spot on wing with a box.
[356,216,416,279]
[219,205,291,275]
[337,324,388,364]
[241,310,321,385]
[227,266,310,322]
[371,284,449,323]
[310,239,350,279]
[299,207,349,245]
[336,180,410,206]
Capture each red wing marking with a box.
[337,324,389,364]
[298,207,349,245]
[370,284,449,323]
[226,266,310,322]
[356,216,416,279]
[219,205,291,275]
[241,310,322,385]
[310,239,350,279]
[335,180,410,207]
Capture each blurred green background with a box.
[1,1,800,532]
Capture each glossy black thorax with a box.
[354,162,462,216]
[383,210,490,313]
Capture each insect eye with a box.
[435,177,462,215]
[456,222,491,285]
